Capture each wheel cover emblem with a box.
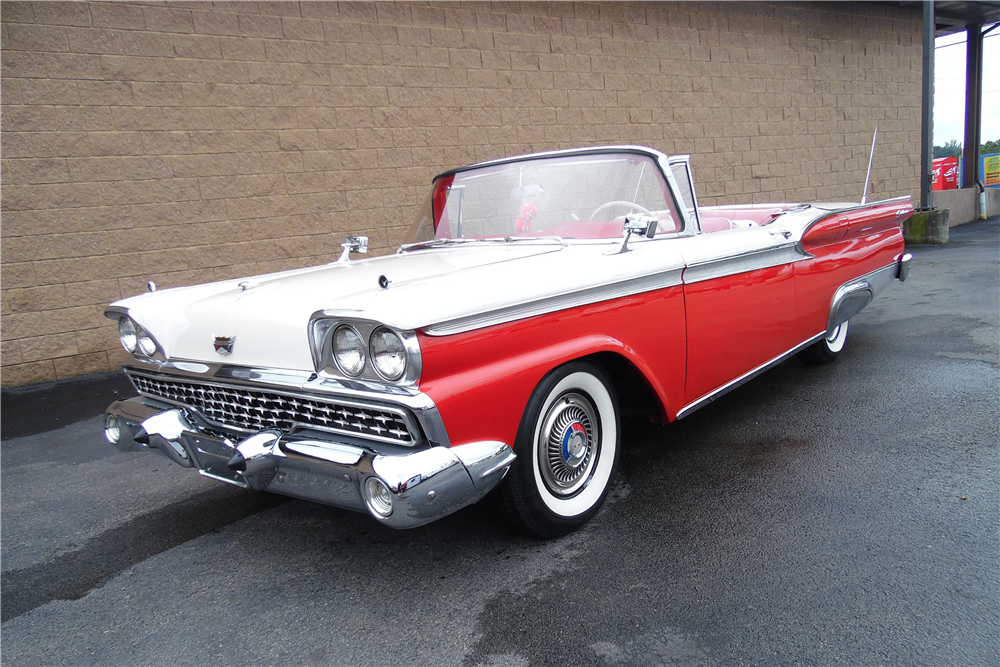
[538,392,599,496]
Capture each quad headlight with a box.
[118,317,137,353]
[370,327,406,381]
[333,325,366,377]
[315,319,420,384]
[137,329,157,356]
[117,316,159,358]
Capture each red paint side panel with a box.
[418,287,687,449]
[797,202,909,334]
[682,262,799,404]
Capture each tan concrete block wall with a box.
[1,1,923,387]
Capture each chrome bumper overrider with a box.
[104,397,515,529]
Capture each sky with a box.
[934,28,1000,146]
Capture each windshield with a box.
[403,152,681,245]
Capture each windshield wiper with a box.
[397,238,480,253]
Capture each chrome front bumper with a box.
[104,397,515,529]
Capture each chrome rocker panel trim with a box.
[676,331,827,420]
[106,398,515,529]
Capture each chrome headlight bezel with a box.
[310,315,422,387]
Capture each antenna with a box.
[861,125,878,204]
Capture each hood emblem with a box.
[213,335,235,355]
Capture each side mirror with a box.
[623,214,658,239]
[608,215,658,255]
[337,235,369,263]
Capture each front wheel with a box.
[499,361,620,538]
[799,320,849,365]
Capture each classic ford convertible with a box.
[103,146,912,537]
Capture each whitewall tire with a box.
[500,360,620,538]
[800,320,850,365]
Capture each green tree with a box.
[982,138,1000,156]
[934,139,963,158]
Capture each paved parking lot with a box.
[2,219,997,666]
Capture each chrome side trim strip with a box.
[676,332,826,420]
[423,267,684,336]
[682,243,810,284]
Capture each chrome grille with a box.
[127,371,415,445]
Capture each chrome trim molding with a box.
[105,398,511,529]
[676,332,826,420]
[423,267,684,336]
[682,243,809,284]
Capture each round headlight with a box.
[370,327,407,381]
[364,477,393,518]
[333,325,366,376]
[118,318,137,353]
[104,414,121,444]
[137,329,157,357]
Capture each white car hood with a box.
[115,241,682,371]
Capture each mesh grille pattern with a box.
[128,372,414,444]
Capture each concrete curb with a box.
[904,207,950,244]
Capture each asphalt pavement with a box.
[2,219,997,666]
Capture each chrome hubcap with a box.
[538,392,599,496]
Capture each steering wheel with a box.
[588,201,653,220]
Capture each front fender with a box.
[417,288,686,449]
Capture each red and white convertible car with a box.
[104,146,912,537]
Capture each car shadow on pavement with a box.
[0,486,290,623]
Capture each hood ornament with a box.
[213,335,235,355]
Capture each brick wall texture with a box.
[1,1,923,387]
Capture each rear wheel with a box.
[499,361,620,538]
[800,320,849,365]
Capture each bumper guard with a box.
[104,397,514,529]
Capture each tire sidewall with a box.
[509,360,620,536]
[825,320,849,354]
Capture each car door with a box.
[676,224,803,411]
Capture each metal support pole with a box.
[920,1,935,208]
[962,23,983,189]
